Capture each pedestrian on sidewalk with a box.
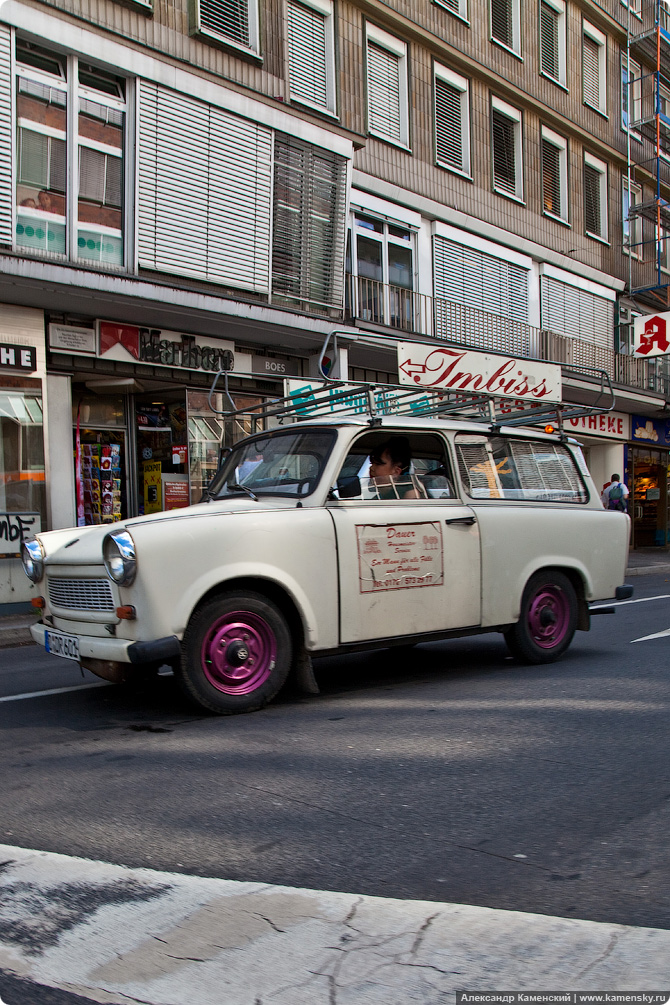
[601,473,629,512]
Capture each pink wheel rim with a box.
[527,586,571,649]
[201,611,276,695]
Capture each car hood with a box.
[33,497,307,566]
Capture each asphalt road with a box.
[0,573,669,939]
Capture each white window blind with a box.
[433,236,530,351]
[583,35,600,107]
[197,0,255,50]
[367,41,402,142]
[0,24,12,246]
[540,1,559,78]
[137,81,273,292]
[541,275,613,351]
[435,67,469,174]
[287,0,332,111]
[272,133,347,311]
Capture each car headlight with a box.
[22,538,45,583]
[103,529,137,586]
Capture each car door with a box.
[327,430,481,644]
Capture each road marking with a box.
[631,628,670,643]
[0,682,109,703]
[592,593,670,608]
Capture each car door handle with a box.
[445,515,476,526]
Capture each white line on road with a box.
[0,682,109,703]
[631,628,670,643]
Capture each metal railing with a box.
[344,275,670,399]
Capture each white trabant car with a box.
[23,410,631,715]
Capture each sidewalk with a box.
[0,844,668,1005]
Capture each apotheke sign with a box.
[0,343,36,372]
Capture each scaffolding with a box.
[625,0,670,303]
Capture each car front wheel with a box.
[179,591,292,714]
[504,570,577,664]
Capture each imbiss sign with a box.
[397,343,562,402]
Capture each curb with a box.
[625,564,670,577]
[1,843,669,1005]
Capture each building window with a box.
[656,225,670,272]
[366,24,409,148]
[539,0,566,87]
[434,64,470,176]
[15,40,127,267]
[621,56,642,134]
[287,0,336,114]
[194,0,260,55]
[272,133,347,312]
[583,21,607,115]
[347,212,415,330]
[491,96,523,201]
[623,179,642,258]
[491,0,521,55]
[434,0,468,21]
[541,126,568,222]
[584,152,608,240]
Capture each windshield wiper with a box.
[227,482,259,502]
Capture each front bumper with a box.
[30,623,181,665]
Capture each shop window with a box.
[15,40,127,268]
[0,377,46,536]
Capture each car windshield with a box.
[208,429,336,499]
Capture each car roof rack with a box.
[208,329,616,440]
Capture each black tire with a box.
[178,591,292,714]
[504,570,577,664]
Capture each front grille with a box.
[48,577,115,612]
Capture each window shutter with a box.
[584,163,601,235]
[137,82,272,292]
[491,0,513,47]
[435,77,463,171]
[208,107,272,290]
[367,41,401,141]
[540,2,559,78]
[272,133,346,310]
[541,276,614,357]
[583,35,600,107]
[542,139,561,215]
[492,110,516,195]
[288,1,328,108]
[198,0,250,47]
[433,236,529,351]
[0,24,12,246]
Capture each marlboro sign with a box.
[397,343,562,403]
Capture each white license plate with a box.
[45,630,80,661]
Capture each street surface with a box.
[0,574,669,1002]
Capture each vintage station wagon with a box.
[22,342,632,714]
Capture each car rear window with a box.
[455,434,588,503]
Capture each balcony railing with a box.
[344,274,670,399]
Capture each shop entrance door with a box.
[629,447,669,549]
[134,392,189,516]
[73,394,128,526]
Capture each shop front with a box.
[627,415,670,549]
[0,304,47,607]
[47,320,302,528]
[558,411,630,506]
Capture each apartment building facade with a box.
[0,0,667,604]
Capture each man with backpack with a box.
[601,473,629,512]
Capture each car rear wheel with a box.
[179,591,292,714]
[504,570,577,664]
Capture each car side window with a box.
[333,432,456,501]
[455,433,587,502]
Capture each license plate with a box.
[45,629,80,661]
